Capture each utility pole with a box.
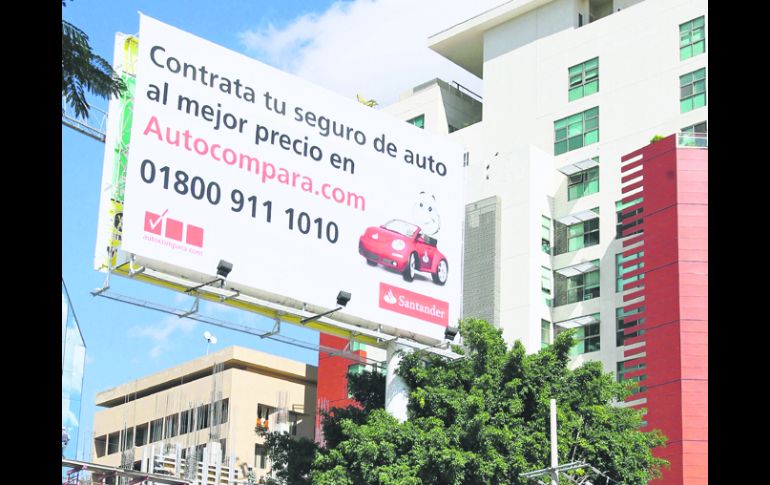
[550,398,558,485]
[520,399,612,485]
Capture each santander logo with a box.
[379,283,448,327]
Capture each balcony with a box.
[677,132,707,148]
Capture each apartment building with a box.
[318,1,707,483]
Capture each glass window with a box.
[255,444,267,469]
[289,412,299,436]
[542,266,553,307]
[554,107,599,155]
[150,418,163,443]
[555,261,600,306]
[164,414,178,439]
[180,411,190,435]
[616,307,646,346]
[556,315,600,355]
[407,114,425,129]
[196,404,210,430]
[568,57,599,101]
[680,68,706,113]
[134,423,148,446]
[541,319,551,349]
[567,217,599,252]
[541,216,551,254]
[94,435,107,458]
[679,16,705,60]
[680,121,707,147]
[108,432,120,455]
[567,163,599,200]
[617,360,647,395]
[616,198,643,238]
[257,404,273,429]
[121,428,134,452]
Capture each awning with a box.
[555,209,599,226]
[557,158,599,176]
[556,314,599,329]
[555,260,600,277]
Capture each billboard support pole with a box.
[384,341,411,422]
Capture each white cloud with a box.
[238,0,501,105]
[128,315,198,358]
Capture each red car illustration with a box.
[358,219,449,285]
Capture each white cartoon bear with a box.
[412,191,441,236]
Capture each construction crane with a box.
[62,96,108,143]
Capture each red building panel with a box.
[621,135,707,484]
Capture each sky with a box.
[62,0,501,461]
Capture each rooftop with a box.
[95,346,317,408]
[428,0,556,77]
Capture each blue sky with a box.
[62,0,498,460]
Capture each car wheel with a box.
[432,259,448,285]
[366,259,377,266]
[403,252,417,282]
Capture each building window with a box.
[568,57,599,101]
[554,107,599,155]
[542,266,553,307]
[150,418,163,443]
[196,404,210,430]
[616,251,644,292]
[164,414,179,439]
[220,398,229,425]
[679,16,705,60]
[568,217,600,252]
[616,307,645,346]
[680,68,706,113]
[541,319,551,349]
[134,423,148,446]
[255,444,267,469]
[94,435,107,458]
[567,163,599,200]
[257,404,273,429]
[407,114,425,129]
[555,262,600,306]
[108,432,120,455]
[219,439,227,459]
[617,360,647,395]
[289,412,299,436]
[541,216,551,254]
[680,121,707,147]
[121,428,134,452]
[556,315,600,355]
[616,198,643,238]
[180,411,190,435]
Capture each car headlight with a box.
[391,240,406,250]
[371,233,379,240]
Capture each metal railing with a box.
[62,96,108,143]
[677,132,707,148]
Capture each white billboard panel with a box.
[118,15,463,342]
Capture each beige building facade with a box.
[92,346,317,482]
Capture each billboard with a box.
[101,15,464,342]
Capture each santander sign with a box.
[379,283,449,327]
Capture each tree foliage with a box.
[263,318,667,484]
[62,3,125,118]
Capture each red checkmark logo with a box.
[144,210,167,235]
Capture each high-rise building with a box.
[317,1,707,483]
[62,279,87,461]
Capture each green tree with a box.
[264,318,667,484]
[62,1,125,118]
[256,370,384,484]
